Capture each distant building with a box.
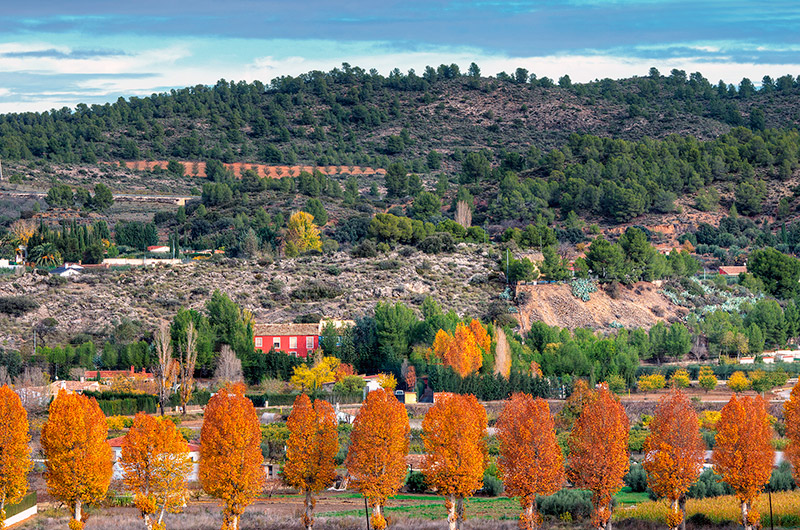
[147,245,171,253]
[50,263,83,277]
[253,323,320,358]
[718,265,747,276]
[253,319,355,359]
[108,436,200,481]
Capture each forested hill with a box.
[1,65,799,170]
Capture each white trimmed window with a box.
[306,336,314,349]
[255,337,263,348]
[289,337,297,349]
[273,337,281,349]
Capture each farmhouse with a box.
[718,265,747,276]
[253,319,355,358]
[253,323,320,358]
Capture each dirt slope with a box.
[516,281,687,332]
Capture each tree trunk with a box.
[74,499,82,523]
[456,496,465,530]
[522,501,535,530]
[606,501,613,530]
[143,513,153,530]
[741,500,751,530]
[371,503,386,530]
[446,494,457,530]
[304,490,315,530]
[679,495,687,530]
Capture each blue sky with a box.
[1,1,799,112]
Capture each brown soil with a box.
[515,281,687,332]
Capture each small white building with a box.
[108,437,201,481]
[50,263,83,277]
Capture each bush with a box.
[0,296,39,316]
[638,373,666,391]
[418,233,455,254]
[670,368,690,388]
[624,463,648,493]
[538,489,593,520]
[698,366,718,391]
[406,471,428,493]
[687,468,733,498]
[352,239,378,258]
[290,282,343,301]
[727,371,750,392]
[480,472,503,496]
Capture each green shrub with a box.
[406,471,428,493]
[538,489,593,520]
[480,472,503,496]
[290,282,343,300]
[624,463,648,493]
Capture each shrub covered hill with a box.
[4,64,800,345]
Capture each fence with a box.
[246,392,364,408]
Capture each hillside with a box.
[516,282,687,332]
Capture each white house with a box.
[108,437,201,481]
[50,263,83,277]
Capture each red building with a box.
[253,323,320,358]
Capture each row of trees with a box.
[1,377,798,530]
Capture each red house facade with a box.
[253,323,320,358]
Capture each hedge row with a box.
[5,491,37,519]
[426,366,567,400]
[636,363,800,380]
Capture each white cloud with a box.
[3,36,800,112]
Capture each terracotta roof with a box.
[719,265,748,275]
[254,323,320,336]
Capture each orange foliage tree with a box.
[345,388,410,530]
[784,380,800,485]
[40,390,113,529]
[0,385,32,527]
[642,389,704,530]
[429,320,490,377]
[199,383,264,530]
[496,393,563,530]
[120,412,192,530]
[567,384,630,530]
[283,394,339,530]
[422,393,488,530]
[713,394,774,530]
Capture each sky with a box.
[1,1,799,113]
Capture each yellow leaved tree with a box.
[285,211,322,257]
[291,356,340,396]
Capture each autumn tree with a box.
[422,393,488,530]
[642,389,704,530]
[556,379,594,430]
[121,413,192,530]
[283,394,338,530]
[290,356,339,396]
[345,388,410,530]
[154,322,177,415]
[567,384,630,530]
[713,394,774,530]
[179,322,197,415]
[0,385,32,528]
[286,211,322,256]
[199,383,264,530]
[785,380,800,485]
[428,320,490,377]
[496,393,564,530]
[41,390,113,529]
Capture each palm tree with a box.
[29,243,63,267]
